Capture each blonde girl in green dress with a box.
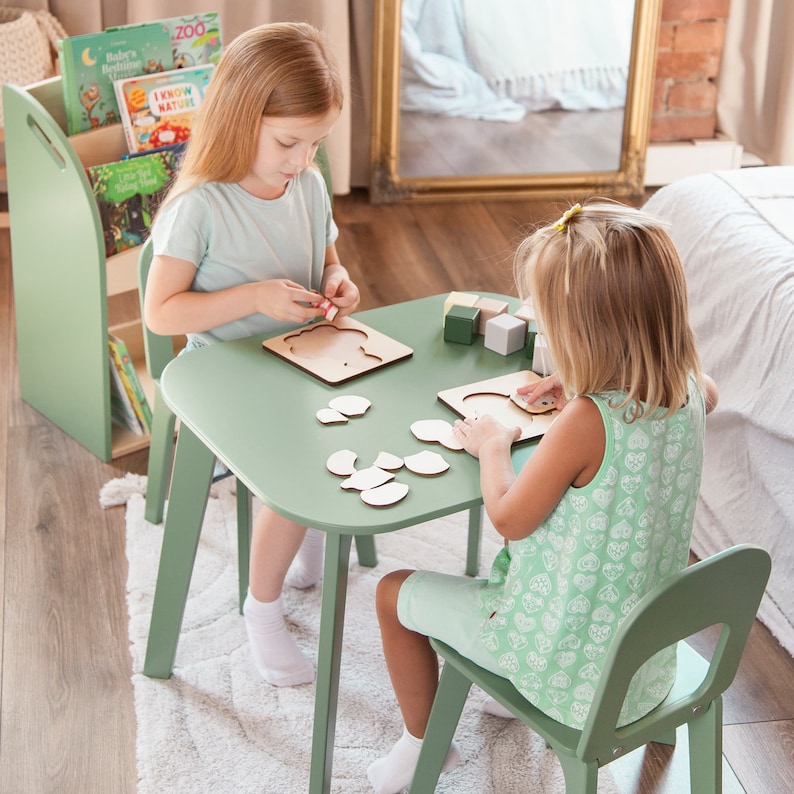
[367,200,719,794]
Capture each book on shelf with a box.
[57,22,173,135]
[114,63,215,154]
[108,12,223,69]
[87,149,177,257]
[108,334,152,435]
[108,347,144,436]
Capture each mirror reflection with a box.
[371,0,661,203]
[399,0,635,178]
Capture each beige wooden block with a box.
[443,291,480,325]
[514,301,536,324]
[474,296,509,334]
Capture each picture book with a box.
[108,12,222,69]
[87,150,177,257]
[114,64,214,153]
[108,334,152,434]
[108,347,144,436]
[57,23,172,135]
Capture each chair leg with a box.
[465,505,482,576]
[235,480,252,613]
[688,697,722,794]
[354,534,378,568]
[143,425,215,678]
[557,754,599,794]
[144,386,177,524]
[410,662,473,793]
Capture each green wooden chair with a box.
[410,543,772,794]
[136,238,254,612]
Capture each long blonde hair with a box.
[514,200,702,418]
[160,22,342,207]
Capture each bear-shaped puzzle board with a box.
[262,317,413,385]
[437,370,560,443]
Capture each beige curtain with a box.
[717,0,794,165]
[15,0,356,191]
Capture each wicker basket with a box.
[0,7,67,126]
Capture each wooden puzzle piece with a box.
[262,317,413,385]
[373,451,404,470]
[437,370,560,444]
[341,466,395,491]
[326,449,358,476]
[316,407,348,424]
[509,389,557,414]
[404,450,450,476]
[410,419,464,451]
[328,395,371,416]
[361,481,409,507]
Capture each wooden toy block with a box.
[514,301,536,324]
[442,291,479,326]
[444,305,480,344]
[473,296,508,334]
[531,332,556,375]
[525,320,537,359]
[484,313,527,355]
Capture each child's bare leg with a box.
[367,570,460,794]
[243,505,314,686]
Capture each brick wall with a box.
[650,0,731,141]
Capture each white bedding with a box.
[400,0,634,120]
[643,167,794,657]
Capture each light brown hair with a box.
[514,200,702,418]
[161,22,343,207]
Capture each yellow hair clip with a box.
[552,203,583,232]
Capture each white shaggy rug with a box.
[103,474,619,794]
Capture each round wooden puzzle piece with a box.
[404,450,450,476]
[361,481,409,507]
[326,449,358,477]
[410,419,464,451]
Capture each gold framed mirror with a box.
[370,0,662,203]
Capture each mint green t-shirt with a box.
[151,167,337,345]
[479,378,706,729]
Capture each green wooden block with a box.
[444,305,480,344]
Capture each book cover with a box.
[109,12,222,69]
[114,64,214,153]
[57,23,173,135]
[108,349,144,435]
[87,150,177,257]
[108,334,152,434]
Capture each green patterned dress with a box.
[478,378,706,729]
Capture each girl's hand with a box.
[252,279,327,324]
[516,372,568,411]
[321,266,360,318]
[453,415,520,458]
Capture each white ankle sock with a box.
[367,726,460,794]
[481,696,518,719]
[243,591,314,686]
[284,528,325,589]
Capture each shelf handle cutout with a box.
[26,115,66,171]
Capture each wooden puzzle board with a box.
[262,317,413,385]
[437,370,560,443]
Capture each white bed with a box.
[643,166,794,658]
[400,0,634,121]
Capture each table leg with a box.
[466,505,483,577]
[309,532,353,794]
[143,425,215,679]
[354,534,377,568]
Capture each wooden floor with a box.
[398,108,624,178]
[1,189,792,793]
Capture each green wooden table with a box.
[143,293,536,793]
